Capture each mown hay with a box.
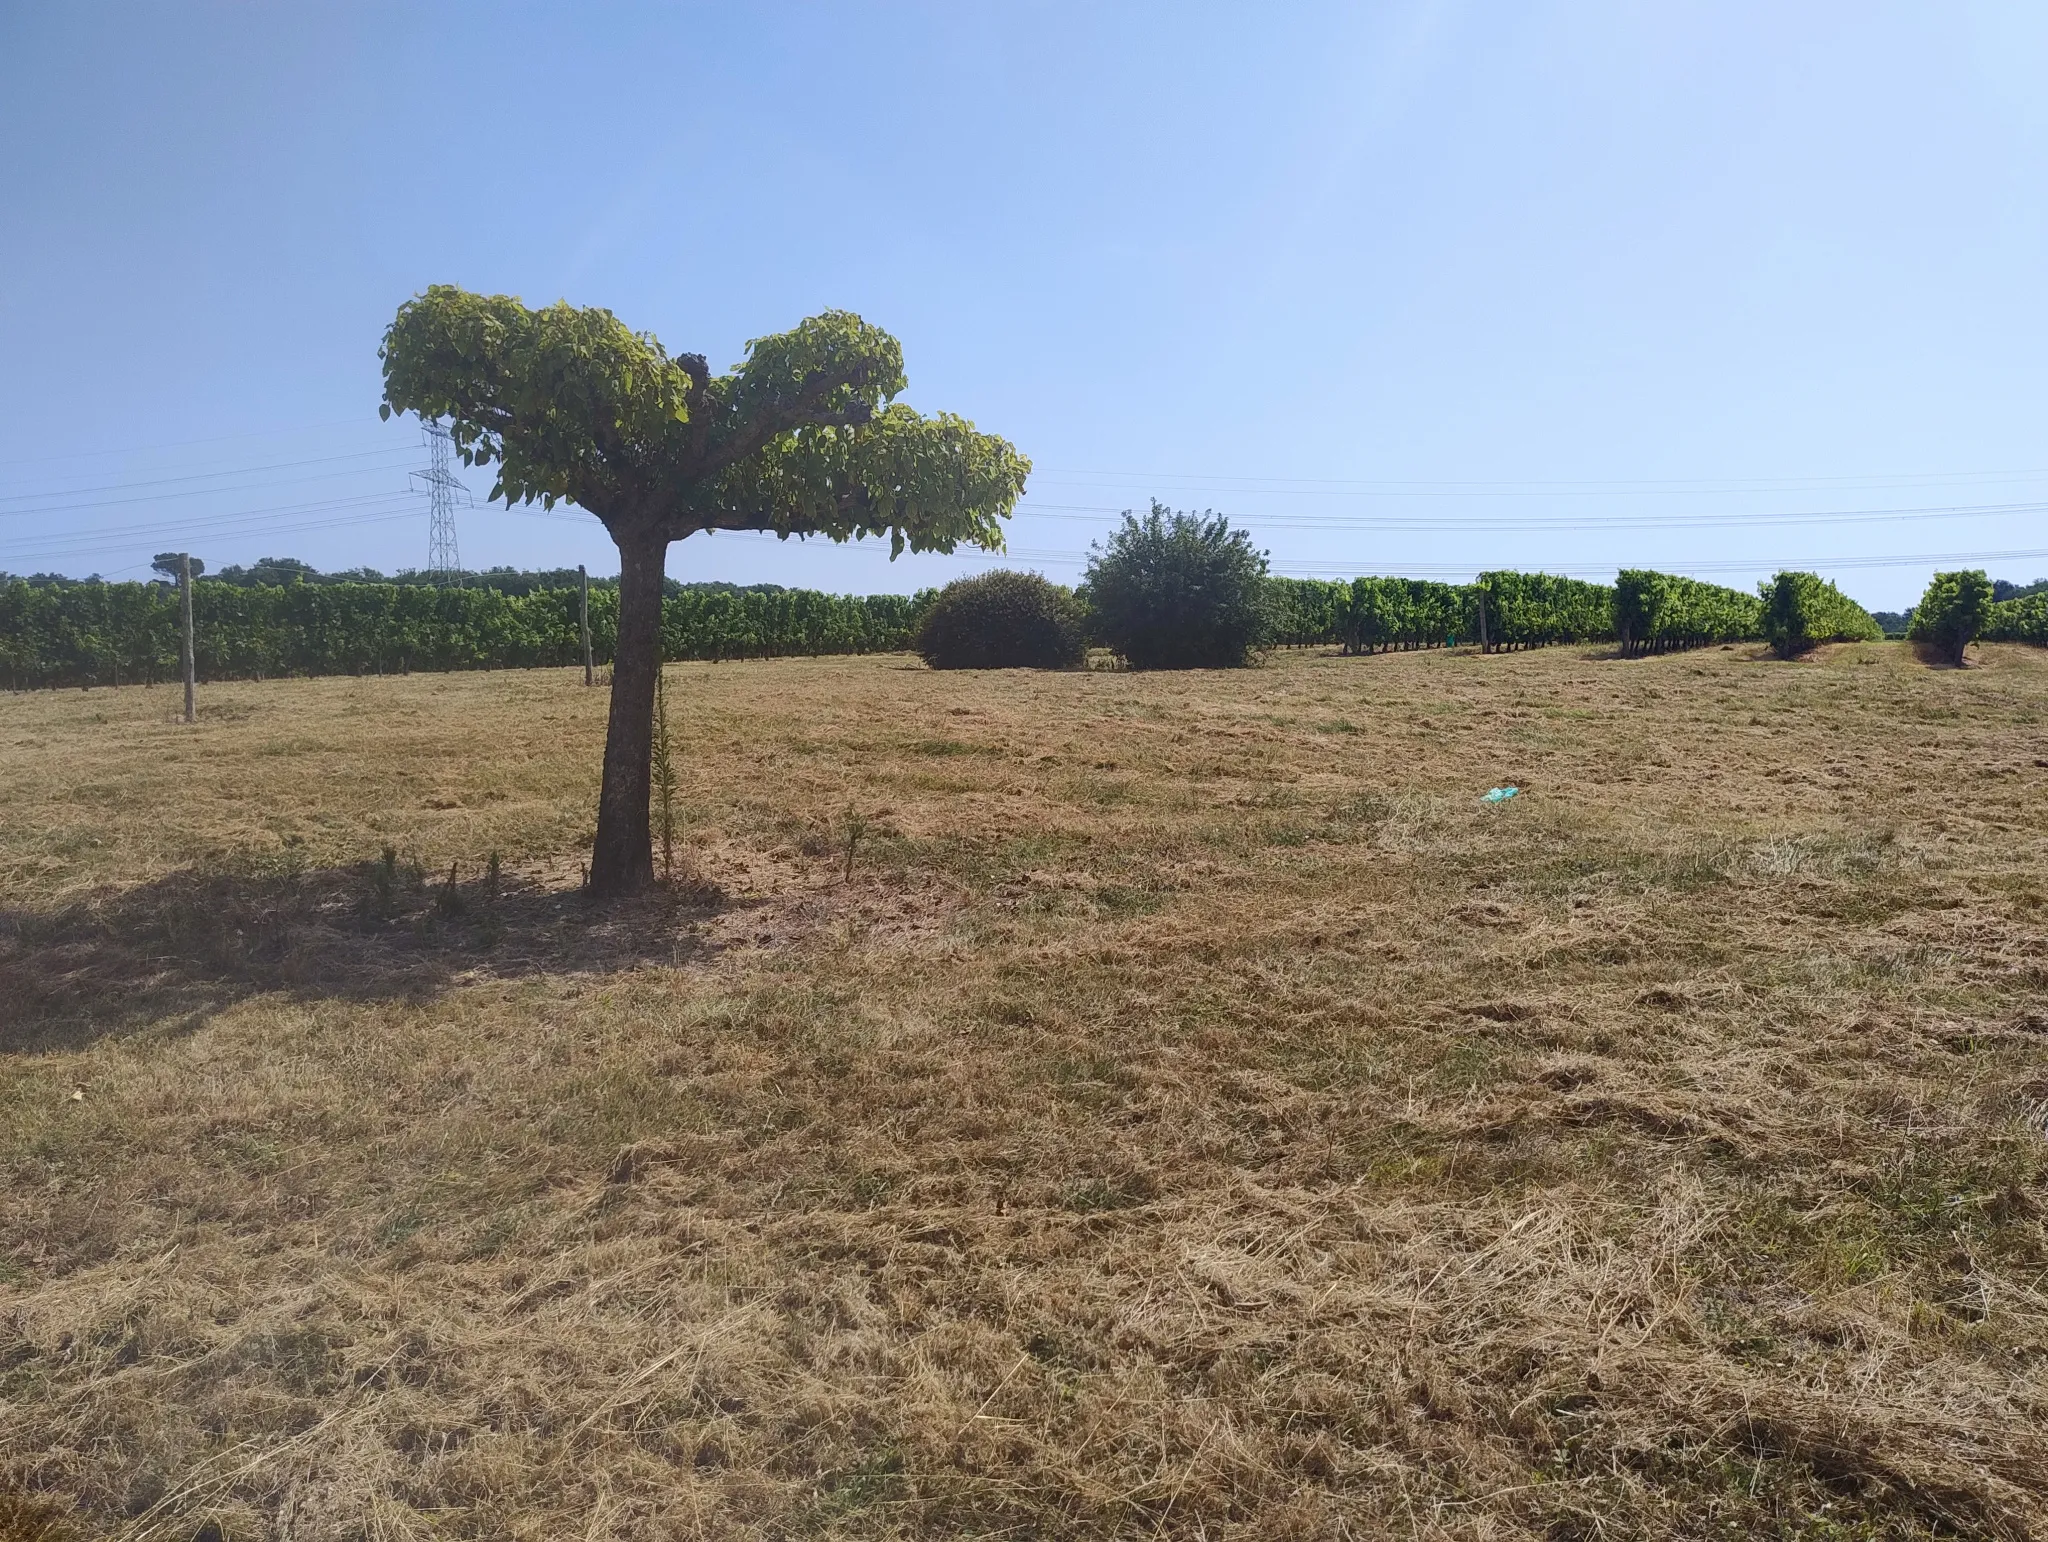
[2,642,2045,1538]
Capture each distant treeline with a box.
[5,560,2038,689]
[1987,590,2048,645]
[0,577,930,688]
[2,556,808,599]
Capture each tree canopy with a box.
[380,289,1027,556]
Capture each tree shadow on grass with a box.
[1909,639,1972,670]
[0,857,724,1055]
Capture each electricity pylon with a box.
[413,419,470,578]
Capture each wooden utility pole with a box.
[579,564,594,686]
[1476,587,1490,655]
[179,553,196,722]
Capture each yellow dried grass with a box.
[1,641,2045,1538]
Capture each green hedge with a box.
[1342,577,1472,653]
[1286,570,1713,654]
[1334,572,1611,654]
[1986,591,2048,645]
[1760,571,1883,658]
[1266,577,1351,648]
[8,565,1925,689]
[659,587,929,663]
[0,578,931,689]
[1475,571,1614,651]
[1613,570,1763,656]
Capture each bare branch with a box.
[676,353,711,461]
[694,383,875,482]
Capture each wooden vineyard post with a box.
[180,553,196,723]
[580,564,594,686]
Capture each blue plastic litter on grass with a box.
[1481,786,1519,804]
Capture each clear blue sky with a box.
[4,2,2046,608]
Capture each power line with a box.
[0,501,421,562]
[19,506,2043,591]
[0,416,386,471]
[0,445,416,505]
[11,424,2048,500]
[0,490,417,554]
[0,458,423,520]
[1011,496,2048,532]
[11,471,2035,531]
[0,507,422,570]
[702,529,2048,580]
[1034,466,2048,496]
[13,424,2047,590]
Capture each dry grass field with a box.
[3,640,2047,1541]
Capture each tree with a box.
[231,556,318,586]
[1908,568,1994,666]
[1083,503,1270,669]
[150,553,205,581]
[380,287,1029,894]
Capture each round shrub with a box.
[1083,502,1270,669]
[913,570,1088,670]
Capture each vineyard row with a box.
[2,568,2030,689]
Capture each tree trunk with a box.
[590,529,668,896]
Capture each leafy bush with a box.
[1760,571,1883,658]
[1084,503,1271,669]
[1907,569,1994,665]
[1613,570,1763,656]
[913,570,1087,669]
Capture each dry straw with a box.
[1,641,2044,1538]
